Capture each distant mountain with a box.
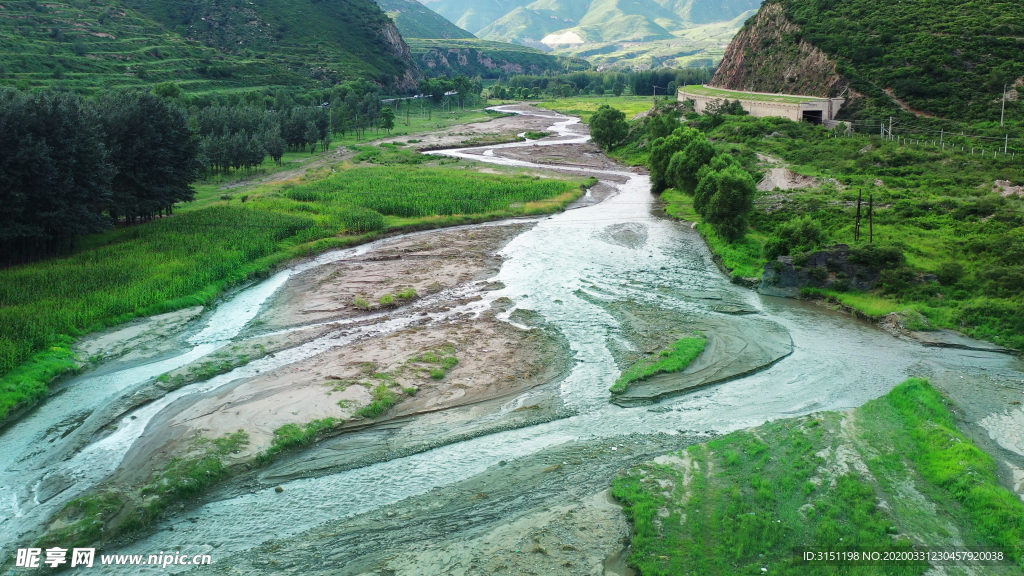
[425,0,761,45]
[711,0,1024,119]
[122,0,423,90]
[374,0,476,39]
[426,0,532,37]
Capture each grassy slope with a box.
[0,0,310,94]
[613,379,1024,575]
[0,144,585,423]
[690,114,1024,348]
[374,0,475,39]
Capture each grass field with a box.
[536,96,660,123]
[613,379,1024,575]
[0,161,585,424]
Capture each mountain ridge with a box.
[374,0,476,39]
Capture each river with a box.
[1,105,1018,573]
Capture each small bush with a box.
[430,368,446,380]
[397,287,417,299]
[849,244,905,270]
[358,384,398,418]
[935,261,964,286]
[379,294,395,307]
[352,296,371,310]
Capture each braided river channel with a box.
[2,105,1020,575]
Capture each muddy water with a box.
[2,106,1018,571]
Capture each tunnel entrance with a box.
[802,110,824,124]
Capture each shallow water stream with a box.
[1,106,1018,572]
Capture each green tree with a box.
[667,137,716,194]
[694,165,756,242]
[648,127,701,193]
[152,82,182,99]
[589,105,628,150]
[380,107,396,134]
[94,90,202,223]
[0,88,112,263]
[612,81,624,96]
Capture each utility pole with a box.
[888,117,893,141]
[855,190,863,242]
[869,195,874,244]
[1006,134,1009,154]
[1001,84,1007,127]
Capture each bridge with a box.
[679,85,845,124]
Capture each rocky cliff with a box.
[710,1,848,98]
[380,21,426,92]
[760,245,879,298]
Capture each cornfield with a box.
[0,207,314,381]
[285,166,577,218]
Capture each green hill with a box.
[425,0,531,36]
[0,0,424,94]
[122,0,423,90]
[0,0,310,93]
[374,0,475,39]
[711,0,1024,120]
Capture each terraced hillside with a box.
[0,0,309,93]
[123,0,422,90]
[712,0,1024,120]
[375,0,475,39]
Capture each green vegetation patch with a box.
[610,336,706,394]
[254,418,339,465]
[613,378,1024,574]
[35,492,124,550]
[0,336,78,422]
[357,384,399,419]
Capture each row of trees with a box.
[491,68,714,100]
[1,87,202,264]
[194,106,331,172]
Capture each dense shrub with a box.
[763,216,827,260]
